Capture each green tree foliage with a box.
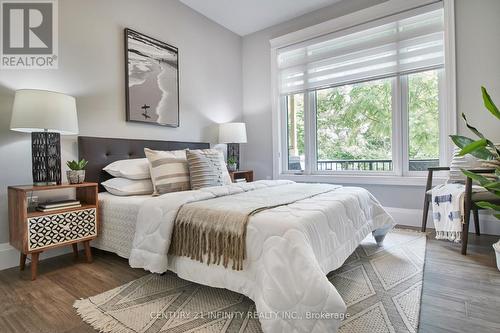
[288,70,440,164]
[316,79,392,160]
[287,94,305,156]
[408,71,440,160]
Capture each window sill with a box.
[278,173,447,186]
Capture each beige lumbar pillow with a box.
[144,148,191,195]
[186,149,232,190]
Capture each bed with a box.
[79,136,395,333]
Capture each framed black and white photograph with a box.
[124,28,179,127]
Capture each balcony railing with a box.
[317,159,392,171]
[314,159,439,171]
[289,158,439,171]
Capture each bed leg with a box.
[372,225,392,247]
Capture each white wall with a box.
[455,0,500,142]
[241,0,500,231]
[0,0,243,243]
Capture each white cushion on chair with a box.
[448,147,482,183]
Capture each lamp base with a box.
[32,132,61,185]
[227,143,240,171]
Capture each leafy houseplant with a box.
[227,157,237,172]
[66,159,88,184]
[450,87,500,270]
[450,87,500,219]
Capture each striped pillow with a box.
[186,149,232,190]
[144,148,191,195]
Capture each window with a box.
[316,78,393,172]
[274,2,453,181]
[286,93,305,171]
[408,70,441,171]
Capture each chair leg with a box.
[461,207,470,255]
[462,176,474,255]
[473,208,480,236]
[421,196,430,232]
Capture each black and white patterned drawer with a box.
[27,208,97,251]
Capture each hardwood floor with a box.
[420,231,500,333]
[0,231,498,333]
[0,250,146,333]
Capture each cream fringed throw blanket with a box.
[169,183,339,270]
[431,183,465,242]
[431,183,488,242]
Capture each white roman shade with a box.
[277,3,444,94]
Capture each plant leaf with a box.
[482,86,500,120]
[462,113,485,139]
[449,135,494,160]
[462,113,500,156]
[483,181,500,190]
[461,169,500,197]
[475,201,500,212]
[458,138,488,156]
[461,169,492,186]
[494,213,500,220]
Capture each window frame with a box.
[281,70,444,177]
[270,0,456,186]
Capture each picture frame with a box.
[124,28,180,127]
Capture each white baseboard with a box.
[385,206,500,236]
[0,243,71,271]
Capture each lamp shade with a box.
[10,89,79,135]
[219,122,247,144]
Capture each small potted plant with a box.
[227,157,238,172]
[66,159,88,184]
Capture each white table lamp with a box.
[10,89,79,185]
[219,122,247,170]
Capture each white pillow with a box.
[101,178,153,196]
[103,158,150,180]
[448,147,482,183]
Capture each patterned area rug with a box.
[74,229,426,333]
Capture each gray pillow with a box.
[186,149,232,190]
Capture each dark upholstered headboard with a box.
[78,136,209,192]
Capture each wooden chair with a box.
[421,167,498,255]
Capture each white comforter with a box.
[129,180,394,333]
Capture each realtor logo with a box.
[1,0,58,69]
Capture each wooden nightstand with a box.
[8,182,99,280]
[229,170,254,183]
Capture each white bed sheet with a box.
[92,192,149,258]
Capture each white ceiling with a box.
[179,0,343,36]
